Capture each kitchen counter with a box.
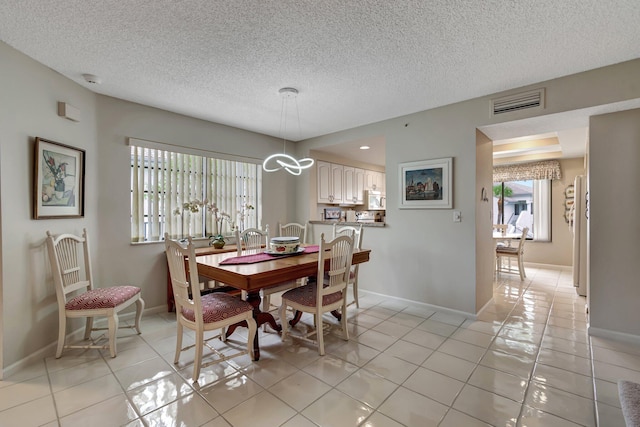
[309,220,385,227]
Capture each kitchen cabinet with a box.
[317,161,344,203]
[343,167,365,204]
[319,161,378,205]
[365,170,385,192]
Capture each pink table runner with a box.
[219,245,319,265]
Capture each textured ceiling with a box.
[2,0,639,156]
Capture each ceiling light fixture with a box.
[262,87,314,176]
[360,145,370,150]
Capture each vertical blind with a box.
[131,145,261,243]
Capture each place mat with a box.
[219,245,319,265]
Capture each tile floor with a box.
[1,265,638,426]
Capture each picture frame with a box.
[323,207,341,220]
[34,137,85,219]
[399,157,452,209]
[565,185,575,198]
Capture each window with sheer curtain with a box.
[130,140,262,243]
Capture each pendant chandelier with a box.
[262,87,314,176]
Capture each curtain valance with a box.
[493,160,562,182]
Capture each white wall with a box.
[589,108,640,336]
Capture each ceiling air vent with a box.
[491,88,545,116]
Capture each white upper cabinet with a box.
[317,161,344,203]
[365,170,385,192]
[343,167,365,204]
[319,161,380,205]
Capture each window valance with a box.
[493,160,562,182]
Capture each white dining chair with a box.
[332,223,363,308]
[496,227,529,280]
[258,222,310,330]
[45,229,144,358]
[165,234,256,382]
[236,226,270,301]
[279,233,354,355]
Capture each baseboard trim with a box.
[2,305,167,380]
[361,290,477,320]
[476,296,496,318]
[589,326,640,345]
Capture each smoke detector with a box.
[82,73,102,84]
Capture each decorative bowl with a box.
[270,236,300,254]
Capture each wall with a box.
[0,42,291,370]
[589,108,640,336]
[297,59,640,323]
[94,96,291,313]
[476,130,494,312]
[524,157,585,266]
[0,42,99,369]
[3,39,640,369]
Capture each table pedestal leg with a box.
[225,291,281,361]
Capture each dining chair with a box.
[279,233,354,355]
[235,225,270,256]
[164,234,256,382]
[258,222,310,327]
[496,226,529,280]
[235,226,270,301]
[332,223,363,308]
[45,229,144,358]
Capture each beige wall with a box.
[524,157,585,266]
[476,130,495,311]
[589,108,640,336]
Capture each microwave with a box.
[366,190,385,210]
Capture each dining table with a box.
[195,244,371,360]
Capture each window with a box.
[493,179,551,241]
[130,141,262,243]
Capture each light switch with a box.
[453,210,461,222]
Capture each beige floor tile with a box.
[422,351,477,382]
[452,384,521,426]
[403,366,464,406]
[302,389,374,426]
[268,370,331,412]
[378,386,448,427]
[336,368,399,409]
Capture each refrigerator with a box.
[572,175,588,297]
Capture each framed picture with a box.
[323,207,341,220]
[399,157,452,209]
[565,185,575,198]
[34,137,85,219]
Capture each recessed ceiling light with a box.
[360,145,370,150]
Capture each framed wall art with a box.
[399,157,452,209]
[34,137,85,219]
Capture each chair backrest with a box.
[236,225,269,255]
[279,222,308,244]
[46,228,94,303]
[332,223,363,250]
[493,224,508,235]
[164,234,201,317]
[516,227,529,253]
[318,233,354,300]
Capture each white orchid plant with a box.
[173,199,254,239]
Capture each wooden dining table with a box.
[195,245,371,360]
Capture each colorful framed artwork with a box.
[399,157,453,209]
[34,137,85,219]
